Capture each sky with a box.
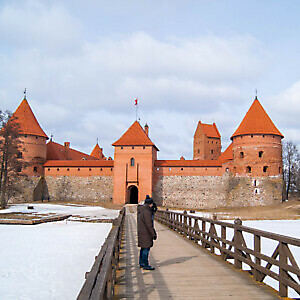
[1,0,300,159]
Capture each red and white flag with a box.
[134,98,138,106]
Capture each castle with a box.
[10,96,284,208]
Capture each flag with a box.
[134,98,138,106]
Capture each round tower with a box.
[231,98,283,177]
[12,97,48,176]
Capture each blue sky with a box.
[1,0,300,159]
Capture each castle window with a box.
[263,166,268,173]
[35,136,38,139]
[198,149,200,154]
[89,168,92,171]
[130,158,135,166]
[254,188,260,194]
[253,179,257,186]
[24,135,27,138]
[263,135,265,138]
[121,146,123,149]
[100,168,103,171]
[211,150,214,154]
[57,168,59,171]
[78,168,80,171]
[132,146,135,149]
[181,168,183,171]
[251,135,253,138]
[33,167,37,173]
[259,151,263,158]
[67,168,69,171]
[143,146,146,149]
[110,168,113,171]
[17,152,23,158]
[246,166,251,173]
[48,168,50,171]
[240,152,244,158]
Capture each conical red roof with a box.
[231,98,283,140]
[90,143,105,159]
[12,98,48,138]
[112,121,158,150]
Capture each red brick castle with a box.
[11,96,284,208]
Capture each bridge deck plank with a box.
[114,207,280,299]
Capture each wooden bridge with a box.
[78,205,300,299]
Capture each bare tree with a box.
[282,141,300,200]
[0,111,26,208]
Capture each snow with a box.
[0,204,118,300]
[0,203,120,220]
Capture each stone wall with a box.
[227,175,283,207]
[154,174,283,209]
[8,176,40,204]
[154,175,229,209]
[45,176,113,202]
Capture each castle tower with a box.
[12,98,48,175]
[193,121,221,160]
[90,143,106,160]
[230,97,284,177]
[112,121,158,204]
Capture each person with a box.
[137,195,157,270]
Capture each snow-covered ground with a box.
[0,203,120,220]
[0,204,119,300]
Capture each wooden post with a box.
[202,221,206,248]
[279,242,288,297]
[234,218,242,269]
[254,234,261,281]
[221,225,226,260]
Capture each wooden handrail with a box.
[77,207,126,300]
[155,209,300,298]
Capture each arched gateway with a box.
[128,185,138,204]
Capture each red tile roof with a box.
[12,98,48,138]
[219,143,233,162]
[194,121,221,138]
[112,121,159,150]
[44,160,114,167]
[90,143,105,159]
[155,160,222,167]
[46,141,97,161]
[231,98,283,139]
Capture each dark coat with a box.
[137,204,156,248]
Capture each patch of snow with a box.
[0,221,112,300]
[0,203,119,219]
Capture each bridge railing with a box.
[155,209,300,298]
[77,207,126,300]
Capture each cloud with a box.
[0,1,270,159]
[270,80,300,147]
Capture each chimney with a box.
[144,123,149,136]
[64,142,70,149]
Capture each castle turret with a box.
[193,121,221,160]
[90,143,106,160]
[112,121,158,204]
[12,98,48,176]
[230,98,283,177]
